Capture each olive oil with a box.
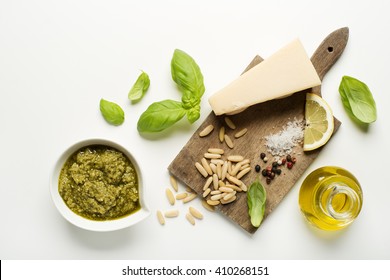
[299,166,363,231]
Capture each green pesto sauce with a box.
[58,145,140,221]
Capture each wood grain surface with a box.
[168,28,349,233]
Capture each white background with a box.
[1,0,389,259]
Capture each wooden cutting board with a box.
[168,27,349,234]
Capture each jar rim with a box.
[322,183,361,221]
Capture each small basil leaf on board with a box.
[171,49,205,106]
[137,100,186,132]
[247,179,266,228]
[99,99,125,126]
[128,71,150,102]
[339,76,377,124]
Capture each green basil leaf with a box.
[186,105,201,124]
[128,71,150,102]
[137,100,186,132]
[99,99,125,126]
[339,76,377,123]
[247,179,266,227]
[171,49,205,106]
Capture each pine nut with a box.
[224,135,234,149]
[166,188,175,205]
[216,162,222,179]
[219,126,225,143]
[221,196,236,204]
[212,174,219,190]
[223,191,236,201]
[240,164,250,170]
[202,200,215,211]
[203,188,211,197]
[176,192,188,200]
[210,190,221,195]
[210,159,224,165]
[201,158,213,175]
[199,124,214,137]
[211,194,223,200]
[230,162,242,176]
[183,193,197,203]
[219,187,234,193]
[195,162,208,177]
[227,161,232,174]
[157,210,165,225]
[164,209,179,218]
[228,155,244,162]
[208,148,224,154]
[207,199,220,206]
[203,176,213,191]
[204,153,222,159]
[186,213,195,225]
[239,159,250,166]
[170,175,178,192]
[234,128,247,138]
[226,174,242,186]
[224,117,236,129]
[189,206,203,219]
[221,161,228,180]
[240,182,248,192]
[218,180,226,189]
[225,184,243,192]
[209,163,217,174]
[236,167,251,179]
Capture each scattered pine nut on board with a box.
[168,27,348,233]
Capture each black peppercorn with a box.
[262,169,267,177]
[260,152,266,160]
[276,168,282,175]
[287,155,292,162]
[266,178,271,184]
[255,164,261,172]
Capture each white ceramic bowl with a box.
[50,138,150,232]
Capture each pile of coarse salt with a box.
[264,118,304,157]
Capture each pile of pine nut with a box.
[197,116,250,206]
[195,149,250,206]
[157,175,211,226]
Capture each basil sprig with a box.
[128,71,150,102]
[247,179,266,228]
[339,76,377,124]
[99,99,125,126]
[137,49,205,133]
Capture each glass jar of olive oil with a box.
[299,166,363,231]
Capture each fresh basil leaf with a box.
[137,100,186,132]
[339,76,377,123]
[171,49,205,106]
[186,105,200,124]
[99,99,125,126]
[128,71,150,102]
[247,179,266,228]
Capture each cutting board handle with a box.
[311,27,349,95]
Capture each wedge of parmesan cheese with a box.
[208,39,321,115]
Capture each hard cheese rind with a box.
[208,39,321,115]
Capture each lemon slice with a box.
[304,93,334,151]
